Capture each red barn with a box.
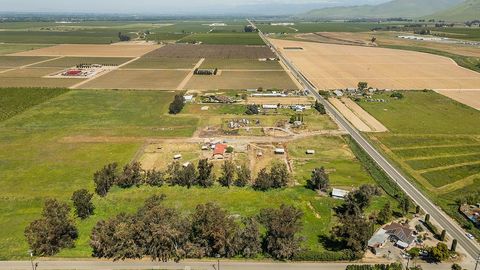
[213,144,227,159]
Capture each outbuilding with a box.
[173,154,182,160]
[331,188,349,199]
[274,148,285,154]
[306,149,315,155]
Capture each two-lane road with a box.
[248,19,480,260]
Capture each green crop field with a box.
[358,90,480,237]
[179,33,265,45]
[0,87,396,259]
[0,88,69,122]
[0,44,50,55]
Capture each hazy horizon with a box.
[0,0,391,15]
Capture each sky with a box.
[0,0,390,15]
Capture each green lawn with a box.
[357,90,480,238]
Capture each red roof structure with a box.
[213,144,228,156]
[66,69,82,76]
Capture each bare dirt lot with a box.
[185,71,299,90]
[270,39,480,90]
[81,69,189,90]
[147,44,276,59]
[434,90,480,111]
[11,44,161,57]
[0,56,52,68]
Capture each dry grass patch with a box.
[186,71,299,90]
[270,38,480,90]
[11,44,161,57]
[82,70,189,90]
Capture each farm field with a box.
[269,38,480,90]
[147,44,275,59]
[0,68,84,88]
[200,58,283,70]
[30,57,132,68]
[356,90,480,237]
[0,86,396,259]
[185,70,299,90]
[123,57,199,69]
[0,44,50,55]
[11,44,161,57]
[435,90,480,110]
[0,56,53,67]
[0,89,200,259]
[81,70,190,90]
[179,33,265,45]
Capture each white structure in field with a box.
[331,188,348,199]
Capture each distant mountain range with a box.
[303,0,478,21]
[426,0,480,21]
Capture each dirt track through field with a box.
[270,39,480,90]
[329,98,372,132]
[341,98,388,132]
[434,89,480,111]
[176,58,205,90]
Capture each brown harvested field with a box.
[123,57,200,69]
[11,44,161,57]
[270,39,480,90]
[297,31,480,58]
[81,69,189,90]
[329,98,372,132]
[147,44,275,59]
[341,97,388,132]
[0,56,53,68]
[435,90,480,111]
[247,96,313,105]
[185,71,299,90]
[0,68,83,88]
[200,59,283,70]
[31,57,133,68]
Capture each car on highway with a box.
[466,233,475,240]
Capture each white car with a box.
[466,233,475,240]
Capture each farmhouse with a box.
[384,223,415,249]
[331,188,349,199]
[213,144,228,159]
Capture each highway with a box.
[247,19,480,260]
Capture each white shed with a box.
[263,104,278,109]
[274,148,285,154]
[306,149,315,155]
[173,154,182,160]
[331,188,349,199]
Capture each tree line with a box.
[90,195,303,261]
[93,159,291,197]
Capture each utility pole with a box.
[475,254,480,270]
